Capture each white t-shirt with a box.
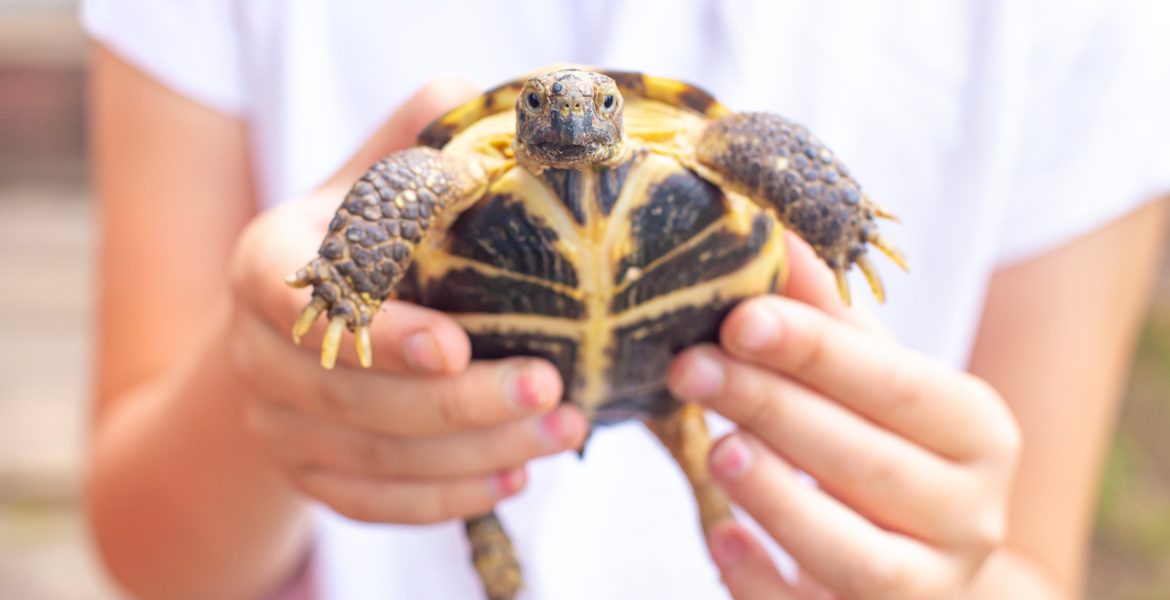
[83,1,1170,598]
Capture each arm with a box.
[87,45,309,599]
[87,51,584,599]
[967,197,1169,597]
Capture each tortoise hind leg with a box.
[693,112,907,305]
[645,403,732,535]
[466,511,523,600]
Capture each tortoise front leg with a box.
[287,147,486,368]
[646,403,732,535]
[695,113,907,304]
[289,148,518,600]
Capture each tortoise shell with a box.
[287,67,903,600]
[399,73,787,425]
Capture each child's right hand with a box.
[224,81,590,525]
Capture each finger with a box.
[718,295,1015,460]
[709,434,956,600]
[233,312,562,435]
[293,464,526,525]
[670,346,979,545]
[707,521,798,600]
[779,231,883,333]
[248,399,587,478]
[290,299,473,374]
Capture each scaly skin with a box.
[287,147,486,368]
[465,513,524,600]
[696,112,906,303]
[286,69,907,600]
[645,403,732,534]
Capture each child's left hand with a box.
[668,235,1021,600]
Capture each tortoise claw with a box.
[291,298,325,345]
[834,268,852,307]
[834,236,902,307]
[287,256,382,369]
[866,231,909,272]
[321,317,346,370]
[285,265,317,288]
[855,254,885,304]
[833,208,905,306]
[356,326,373,368]
[866,197,901,223]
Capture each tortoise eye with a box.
[526,92,541,110]
[598,89,619,113]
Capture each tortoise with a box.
[286,67,905,599]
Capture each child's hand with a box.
[223,81,589,525]
[228,198,588,524]
[669,235,1021,599]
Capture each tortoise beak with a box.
[550,109,594,146]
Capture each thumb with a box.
[778,231,887,335]
[323,78,480,189]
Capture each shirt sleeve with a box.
[996,0,1170,264]
[80,0,248,117]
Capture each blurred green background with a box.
[0,3,1166,599]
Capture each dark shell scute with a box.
[612,213,773,313]
[542,169,588,226]
[598,300,741,424]
[446,194,580,288]
[421,267,585,319]
[614,171,726,284]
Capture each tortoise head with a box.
[514,69,624,170]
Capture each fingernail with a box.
[711,435,752,479]
[734,303,780,351]
[671,351,723,401]
[507,363,553,414]
[537,408,579,448]
[403,331,445,372]
[491,467,526,497]
[537,411,562,447]
[711,528,745,568]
